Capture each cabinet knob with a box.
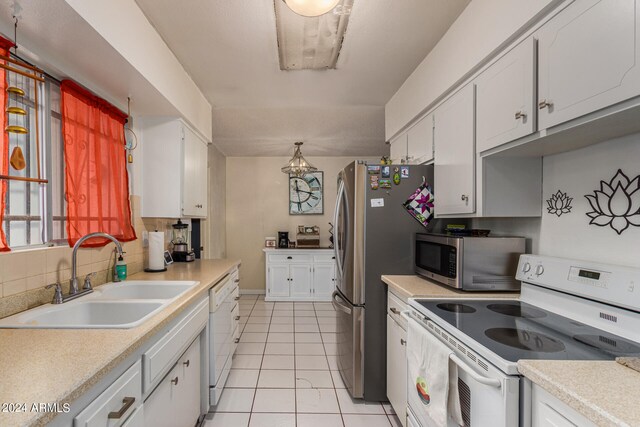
[171,376,179,385]
[538,99,553,109]
[461,195,469,202]
[287,256,293,259]
[183,359,190,368]
[234,338,240,343]
[234,296,240,301]
[400,339,406,346]
[235,315,241,320]
[514,111,527,120]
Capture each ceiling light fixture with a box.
[281,142,317,177]
[275,0,354,70]
[283,0,341,17]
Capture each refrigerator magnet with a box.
[380,179,392,188]
[381,165,390,178]
[370,175,379,190]
[393,172,401,185]
[401,166,409,178]
[367,165,381,175]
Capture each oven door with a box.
[406,311,520,427]
[415,235,460,288]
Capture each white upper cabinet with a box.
[389,133,408,165]
[142,119,209,218]
[537,0,640,129]
[407,113,434,164]
[434,84,476,215]
[476,37,537,152]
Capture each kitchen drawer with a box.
[210,274,233,310]
[121,406,143,427]
[313,254,336,263]
[268,254,312,263]
[142,297,208,392]
[74,360,141,427]
[387,292,408,330]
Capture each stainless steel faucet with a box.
[70,232,123,295]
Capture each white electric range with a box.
[406,255,640,427]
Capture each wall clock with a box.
[289,172,323,215]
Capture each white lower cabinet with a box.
[531,384,595,427]
[144,337,201,427]
[264,249,336,301]
[386,291,408,427]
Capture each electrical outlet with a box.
[142,231,149,248]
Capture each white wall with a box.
[65,0,212,141]
[472,135,640,268]
[385,0,558,140]
[226,157,355,290]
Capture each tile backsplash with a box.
[0,195,160,319]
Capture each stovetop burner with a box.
[436,303,476,313]
[487,303,546,319]
[485,328,565,353]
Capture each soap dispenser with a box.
[115,254,127,281]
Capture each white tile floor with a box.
[204,295,401,427]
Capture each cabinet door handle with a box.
[171,376,179,385]
[234,338,240,343]
[234,296,240,301]
[287,256,293,259]
[390,307,400,315]
[107,397,135,419]
[234,279,240,283]
[538,99,553,109]
[235,315,241,320]
[183,359,190,368]
[461,195,469,202]
[400,339,406,346]
[514,111,526,120]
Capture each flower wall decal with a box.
[585,169,640,235]
[546,190,573,217]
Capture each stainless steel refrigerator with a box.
[332,160,432,401]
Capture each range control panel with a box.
[516,255,640,312]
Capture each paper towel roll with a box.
[148,231,165,271]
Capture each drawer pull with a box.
[390,307,400,315]
[234,279,240,283]
[183,359,190,368]
[287,256,293,259]
[538,99,553,109]
[234,296,240,301]
[234,338,240,343]
[514,111,527,120]
[400,339,406,346]
[171,376,179,385]
[235,316,241,320]
[107,397,135,419]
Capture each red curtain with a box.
[60,80,137,247]
[0,36,15,252]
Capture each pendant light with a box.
[281,142,317,177]
[283,0,341,17]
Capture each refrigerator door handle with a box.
[332,291,352,315]
[333,178,346,280]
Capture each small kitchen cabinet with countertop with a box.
[264,248,336,301]
[0,259,240,427]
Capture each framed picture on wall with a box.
[289,172,324,215]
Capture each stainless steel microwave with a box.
[415,233,526,291]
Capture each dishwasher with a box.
[209,269,240,406]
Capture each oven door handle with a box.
[450,354,502,388]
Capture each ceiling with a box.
[135,0,470,156]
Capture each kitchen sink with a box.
[0,280,200,329]
[0,300,166,329]
[94,281,197,300]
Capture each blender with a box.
[171,219,195,262]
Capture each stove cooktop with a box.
[414,299,640,364]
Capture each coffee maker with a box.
[171,219,195,262]
[278,231,289,248]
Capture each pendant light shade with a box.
[281,142,317,177]
[283,0,341,17]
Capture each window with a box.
[2,78,66,248]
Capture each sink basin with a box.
[94,281,197,300]
[0,300,166,329]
